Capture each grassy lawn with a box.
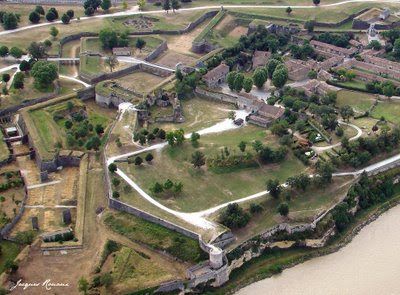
[333,80,367,91]
[118,125,306,212]
[80,55,103,76]
[336,90,377,114]
[118,71,165,94]
[227,177,354,247]
[0,133,9,162]
[150,96,235,133]
[371,100,400,125]
[30,98,113,154]
[81,36,164,59]
[107,246,173,292]
[0,241,21,274]
[103,211,206,263]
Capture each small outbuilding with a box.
[31,216,39,231]
[112,47,131,56]
[62,209,72,225]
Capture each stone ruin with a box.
[123,15,156,29]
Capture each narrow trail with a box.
[312,120,363,152]
[0,0,399,37]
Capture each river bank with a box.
[205,189,400,295]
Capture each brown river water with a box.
[236,205,400,295]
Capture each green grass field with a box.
[0,241,21,274]
[118,125,306,212]
[336,90,377,114]
[104,211,206,262]
[0,133,9,162]
[371,100,400,125]
[150,96,235,133]
[79,55,103,76]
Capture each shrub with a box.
[219,203,250,229]
[0,46,8,57]
[29,11,40,24]
[9,47,23,58]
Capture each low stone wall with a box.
[77,86,95,101]
[0,83,60,117]
[144,40,168,62]
[0,174,28,239]
[314,8,370,28]
[109,198,200,240]
[195,87,237,105]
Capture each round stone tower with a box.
[209,246,224,269]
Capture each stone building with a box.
[202,62,230,88]
[248,103,285,127]
[310,40,357,57]
[297,79,340,97]
[252,50,271,69]
[112,47,131,56]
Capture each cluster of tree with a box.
[162,0,181,13]
[336,68,356,82]
[83,0,112,15]
[226,71,253,93]
[314,32,351,48]
[367,40,382,51]
[251,58,288,89]
[0,45,25,60]
[289,41,315,60]
[381,28,400,60]
[0,12,20,30]
[150,178,183,195]
[13,72,25,90]
[219,203,250,229]
[28,41,52,60]
[366,80,399,97]
[206,26,288,71]
[45,7,59,22]
[333,171,396,232]
[252,140,288,164]
[99,28,131,49]
[175,70,200,98]
[133,127,166,145]
[335,128,400,168]
[166,129,185,146]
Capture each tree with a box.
[61,13,70,24]
[383,83,395,98]
[316,161,334,184]
[0,46,8,57]
[233,73,244,92]
[150,182,164,194]
[46,11,57,22]
[112,191,120,198]
[95,124,104,135]
[2,74,10,83]
[304,20,315,33]
[265,58,281,79]
[13,72,24,89]
[219,203,250,229]
[105,55,118,72]
[84,0,101,11]
[90,136,101,151]
[29,11,40,24]
[145,153,153,163]
[238,141,246,153]
[226,71,237,91]
[122,0,128,10]
[368,40,382,50]
[253,68,267,89]
[286,6,292,14]
[134,156,143,166]
[78,277,89,295]
[135,38,146,52]
[85,6,95,16]
[332,202,351,232]
[164,179,173,190]
[171,0,180,12]
[108,163,117,173]
[31,61,58,90]
[278,202,289,217]
[191,151,205,168]
[267,179,281,198]
[2,13,18,30]
[163,0,171,13]
[67,10,75,19]
[28,41,47,60]
[35,5,45,15]
[101,0,112,11]
[50,26,59,39]
[99,28,118,49]
[243,77,253,93]
[272,65,288,88]
[339,105,354,122]
[49,7,59,18]
[19,60,30,72]
[191,132,200,147]
[394,39,400,59]
[100,273,113,288]
[138,0,146,11]
[313,0,320,5]
[228,110,236,121]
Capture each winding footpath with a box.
[1,0,400,37]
